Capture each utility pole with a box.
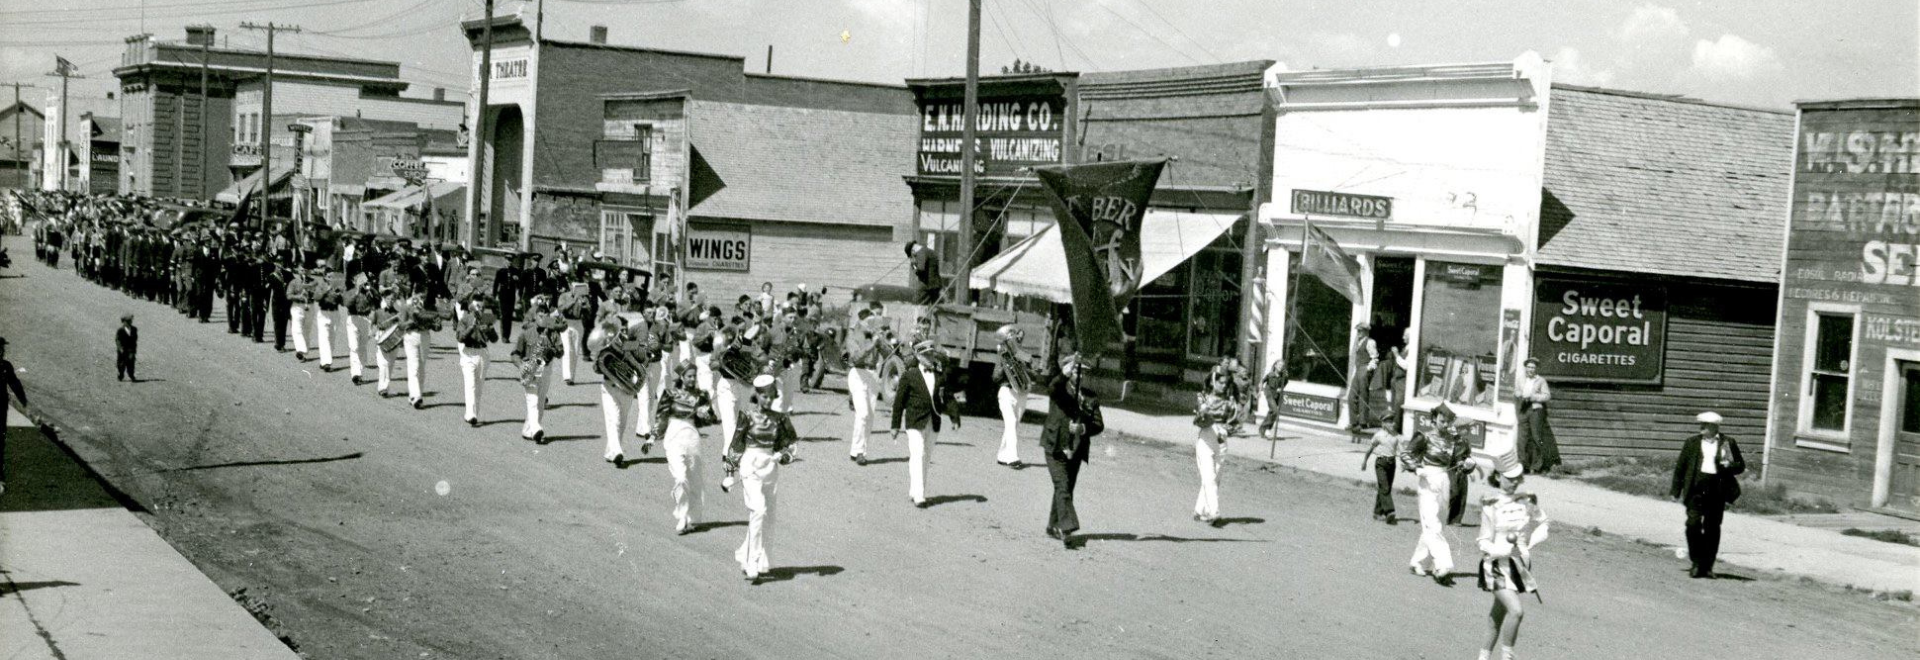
[464,0,494,249]
[3,83,37,190]
[953,0,981,305]
[45,57,83,192]
[240,21,300,227]
[199,28,210,199]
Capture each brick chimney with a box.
[589,25,608,44]
[185,25,215,47]
[433,87,445,102]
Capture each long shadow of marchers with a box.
[1209,517,1266,528]
[865,457,908,465]
[0,580,80,596]
[755,565,844,583]
[1073,532,1266,544]
[920,494,987,508]
[165,452,366,472]
[685,520,746,535]
[538,435,598,444]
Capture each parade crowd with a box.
[5,188,1756,660]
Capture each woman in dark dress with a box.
[1514,358,1561,474]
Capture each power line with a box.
[0,0,289,17]
[1094,0,1204,66]
[1127,0,1223,64]
[4,0,376,27]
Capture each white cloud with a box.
[1690,34,1779,79]
[1617,3,1689,43]
[1549,47,1616,87]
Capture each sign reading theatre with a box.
[916,93,1066,177]
[1530,278,1667,383]
[685,221,750,272]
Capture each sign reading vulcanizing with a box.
[1290,189,1393,220]
[916,93,1066,177]
[684,221,750,272]
[1530,278,1668,383]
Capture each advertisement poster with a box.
[1530,278,1668,383]
[685,221,750,271]
[1498,308,1521,402]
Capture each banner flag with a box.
[1033,158,1167,354]
[54,56,76,76]
[1301,222,1363,304]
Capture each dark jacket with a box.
[890,363,958,433]
[1039,372,1104,462]
[1671,433,1746,504]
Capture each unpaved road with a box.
[1,239,1914,659]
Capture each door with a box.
[1890,361,1920,512]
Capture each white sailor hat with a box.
[1696,411,1723,424]
[752,374,777,390]
[1493,450,1523,479]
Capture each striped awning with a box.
[968,210,1241,303]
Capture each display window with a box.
[1286,250,1353,388]
[1414,261,1504,410]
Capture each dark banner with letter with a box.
[1530,277,1667,383]
[1035,159,1166,353]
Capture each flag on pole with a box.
[1033,158,1167,354]
[1301,222,1363,304]
[54,56,77,76]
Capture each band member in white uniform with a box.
[512,299,563,443]
[654,362,716,534]
[287,268,312,361]
[311,267,340,371]
[991,326,1036,468]
[455,297,497,427]
[710,326,750,454]
[1192,369,1241,524]
[371,295,403,397]
[844,310,885,466]
[725,374,797,583]
[592,314,648,467]
[632,305,673,453]
[1477,455,1549,660]
[343,276,376,384]
[399,291,436,409]
[890,341,960,508]
[1400,403,1473,584]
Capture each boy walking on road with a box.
[115,314,139,382]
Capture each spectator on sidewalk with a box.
[1362,418,1402,524]
[1670,411,1746,579]
[115,314,139,382]
[1258,358,1288,440]
[1348,323,1378,432]
[1,336,31,497]
[1515,358,1562,474]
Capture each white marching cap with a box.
[753,374,777,389]
[1696,411,1723,424]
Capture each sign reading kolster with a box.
[917,94,1066,177]
[685,221,750,272]
[1531,278,1667,383]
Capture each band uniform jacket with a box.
[1040,373,1104,463]
[1670,433,1746,505]
[890,362,958,433]
[728,406,798,460]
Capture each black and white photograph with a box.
[0,1,1916,658]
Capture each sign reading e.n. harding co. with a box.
[916,93,1067,177]
[1277,390,1341,424]
[1291,189,1393,220]
[1530,278,1668,383]
[685,221,750,272]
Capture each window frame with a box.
[1797,301,1862,449]
[595,122,653,185]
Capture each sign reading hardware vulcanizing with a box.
[1530,278,1668,383]
[916,93,1066,177]
[685,221,750,271]
[1290,189,1393,220]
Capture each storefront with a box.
[1259,56,1553,454]
[916,61,1273,394]
[1765,99,1920,512]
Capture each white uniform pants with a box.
[1410,466,1455,575]
[694,353,715,396]
[290,305,310,355]
[1195,427,1227,519]
[996,385,1026,464]
[714,377,740,448]
[403,330,427,402]
[375,343,396,393]
[458,345,487,422]
[315,309,336,367]
[522,363,551,438]
[559,326,578,382]
[664,418,705,531]
[735,447,779,576]
[847,367,878,458]
[633,361,663,438]
[345,315,368,378]
[777,364,803,413]
[600,383,634,460]
[907,429,934,503]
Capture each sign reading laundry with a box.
[685,222,750,271]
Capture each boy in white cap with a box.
[1670,411,1745,579]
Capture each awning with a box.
[214,165,296,204]
[363,180,463,211]
[968,210,1240,303]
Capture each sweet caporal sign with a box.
[1530,278,1668,383]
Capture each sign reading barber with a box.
[685,221,750,272]
[1531,278,1667,383]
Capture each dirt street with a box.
[1,241,1914,659]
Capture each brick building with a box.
[461,16,917,302]
[0,102,44,190]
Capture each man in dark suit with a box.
[1040,350,1103,549]
[493,255,524,343]
[907,241,942,306]
[1670,411,1746,579]
[890,340,960,508]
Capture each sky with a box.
[0,0,1914,112]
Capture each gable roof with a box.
[1536,85,1795,283]
[686,99,915,227]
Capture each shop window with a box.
[1186,246,1243,359]
[594,124,652,185]
[1130,257,1190,358]
[1805,311,1856,433]
[1286,251,1352,388]
[1414,261,1503,410]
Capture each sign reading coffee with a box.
[685,221,750,272]
[1531,278,1667,383]
[916,93,1066,177]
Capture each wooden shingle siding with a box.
[1550,279,1777,458]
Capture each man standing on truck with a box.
[907,241,943,306]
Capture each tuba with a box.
[596,337,648,397]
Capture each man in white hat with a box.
[1669,411,1746,579]
[890,340,960,507]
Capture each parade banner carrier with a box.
[1033,158,1167,352]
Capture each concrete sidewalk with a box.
[1093,404,1920,596]
[1,404,301,660]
